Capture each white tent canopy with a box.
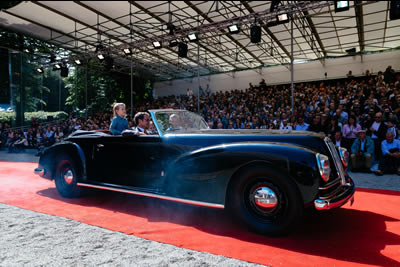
[0,1,399,80]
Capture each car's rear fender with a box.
[164,142,319,205]
[39,141,86,180]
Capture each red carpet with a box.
[1,161,400,266]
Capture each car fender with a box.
[39,141,87,180]
[164,142,319,205]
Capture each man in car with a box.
[134,112,152,135]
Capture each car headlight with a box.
[338,147,349,168]
[316,153,331,182]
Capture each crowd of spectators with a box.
[0,65,399,174]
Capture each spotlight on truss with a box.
[152,41,162,49]
[123,48,132,55]
[228,24,240,34]
[334,1,349,13]
[97,53,105,60]
[277,13,289,23]
[187,33,199,42]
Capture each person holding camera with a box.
[351,129,374,172]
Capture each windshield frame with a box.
[148,109,209,136]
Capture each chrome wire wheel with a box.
[63,169,74,185]
[244,180,286,221]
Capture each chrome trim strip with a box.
[324,137,346,185]
[77,183,225,209]
[318,178,340,190]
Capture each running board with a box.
[77,182,225,209]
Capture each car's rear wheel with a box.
[54,155,83,198]
[227,166,303,236]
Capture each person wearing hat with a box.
[351,129,375,172]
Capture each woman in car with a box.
[109,103,128,135]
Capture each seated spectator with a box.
[36,134,53,156]
[109,103,128,135]
[280,119,292,130]
[9,133,28,153]
[387,119,397,139]
[328,116,341,140]
[374,132,400,176]
[342,115,361,151]
[308,115,323,133]
[334,131,344,147]
[295,116,309,131]
[367,112,387,160]
[351,129,374,172]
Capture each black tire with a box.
[54,155,83,198]
[227,165,304,236]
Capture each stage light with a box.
[123,48,132,55]
[390,1,400,20]
[152,41,162,49]
[104,56,114,71]
[36,67,44,73]
[74,59,82,65]
[277,13,289,23]
[228,24,240,34]
[54,63,61,69]
[60,66,69,77]
[187,33,198,42]
[334,1,349,13]
[178,42,188,58]
[169,40,178,47]
[97,53,105,60]
[270,0,280,12]
[250,25,261,43]
[95,43,103,53]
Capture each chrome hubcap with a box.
[63,169,73,184]
[252,186,278,210]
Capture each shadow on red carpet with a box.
[1,161,399,266]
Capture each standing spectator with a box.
[367,112,387,159]
[205,84,211,96]
[351,129,374,172]
[374,132,400,175]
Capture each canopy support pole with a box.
[290,18,294,116]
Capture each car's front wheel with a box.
[54,155,83,198]
[227,166,303,236]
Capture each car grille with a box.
[318,137,347,199]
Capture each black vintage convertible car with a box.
[35,109,355,236]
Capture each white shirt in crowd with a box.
[371,121,380,139]
[280,125,293,130]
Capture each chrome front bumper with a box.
[314,178,355,210]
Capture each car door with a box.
[91,135,163,189]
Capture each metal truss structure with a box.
[0,1,399,81]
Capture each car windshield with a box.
[152,110,209,134]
